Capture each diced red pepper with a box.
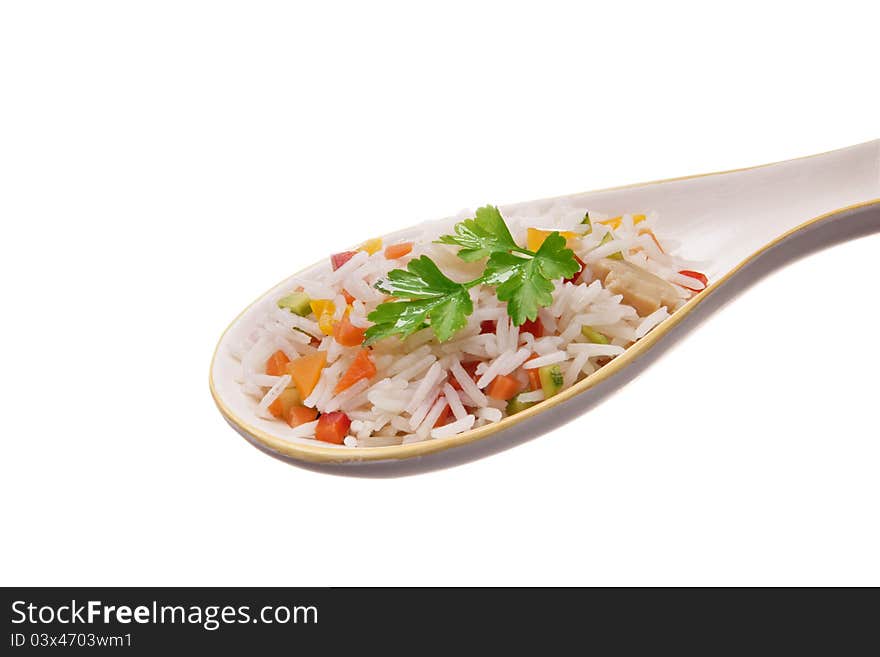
[480,320,497,334]
[316,411,351,444]
[519,317,544,338]
[449,361,480,391]
[341,289,356,305]
[563,255,586,284]
[678,270,708,292]
[331,251,357,271]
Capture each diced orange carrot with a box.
[434,404,452,428]
[334,349,377,394]
[285,352,328,399]
[286,405,318,428]
[266,350,290,376]
[527,368,542,392]
[316,411,350,444]
[523,354,542,391]
[333,314,367,347]
[384,242,413,259]
[487,374,521,401]
[341,289,356,305]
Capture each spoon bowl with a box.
[210,141,880,468]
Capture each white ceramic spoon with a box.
[210,141,880,468]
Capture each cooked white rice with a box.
[232,204,707,447]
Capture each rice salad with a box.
[229,203,708,447]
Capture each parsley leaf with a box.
[366,207,581,343]
[435,205,518,262]
[365,256,473,343]
[482,232,580,325]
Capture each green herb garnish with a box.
[482,232,577,326]
[365,206,580,344]
[366,256,474,343]
[435,205,521,261]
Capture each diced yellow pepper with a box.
[309,299,335,319]
[360,238,383,255]
[526,228,547,252]
[599,214,646,231]
[526,228,580,252]
[318,311,337,335]
[309,299,338,335]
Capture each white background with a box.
[1,1,878,586]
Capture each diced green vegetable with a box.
[581,212,592,232]
[278,291,312,316]
[600,232,624,260]
[507,394,536,416]
[581,325,610,344]
[538,364,564,398]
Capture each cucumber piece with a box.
[507,394,536,416]
[581,325,610,344]
[600,232,624,260]
[538,364,564,398]
[278,291,312,316]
